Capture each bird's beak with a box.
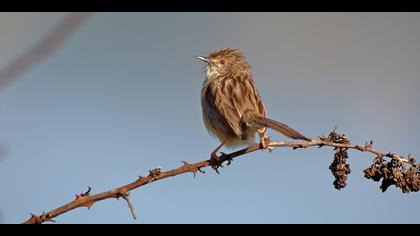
[195,56,209,63]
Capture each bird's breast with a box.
[200,78,256,147]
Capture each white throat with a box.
[206,65,221,79]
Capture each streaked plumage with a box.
[197,48,310,155]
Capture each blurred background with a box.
[0,12,419,224]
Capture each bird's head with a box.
[196,48,251,79]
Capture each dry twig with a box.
[22,129,418,224]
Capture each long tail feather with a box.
[255,117,311,141]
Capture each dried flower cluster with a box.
[321,129,351,190]
[329,148,351,190]
[364,155,419,193]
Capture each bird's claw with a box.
[209,152,229,174]
[260,136,273,151]
[223,152,234,166]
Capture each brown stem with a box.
[22,136,416,224]
[268,140,416,167]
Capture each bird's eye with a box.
[220,60,226,65]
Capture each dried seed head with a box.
[364,155,419,193]
[329,148,351,190]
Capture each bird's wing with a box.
[215,76,266,138]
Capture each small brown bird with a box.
[196,48,310,163]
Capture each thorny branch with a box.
[22,129,419,224]
[5,12,417,225]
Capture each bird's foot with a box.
[209,151,230,174]
[260,136,273,152]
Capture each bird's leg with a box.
[209,142,225,174]
[258,130,273,151]
[210,142,224,160]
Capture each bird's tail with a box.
[254,117,311,141]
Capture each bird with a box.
[196,48,310,167]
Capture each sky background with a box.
[0,12,419,224]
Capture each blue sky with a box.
[0,13,419,224]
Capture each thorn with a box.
[181,161,204,179]
[40,212,55,223]
[355,145,364,151]
[30,213,41,224]
[81,187,92,197]
[365,140,373,148]
[181,161,191,167]
[197,167,205,174]
[74,188,95,209]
